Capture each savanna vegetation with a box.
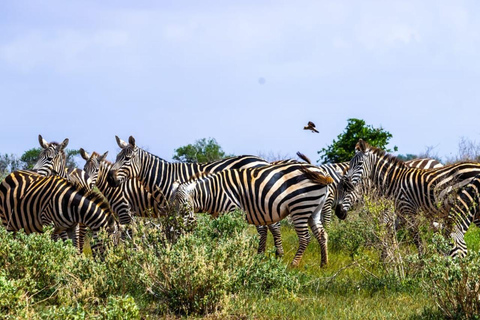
[1,120,480,319]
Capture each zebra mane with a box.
[91,151,113,165]
[361,141,408,169]
[299,166,334,186]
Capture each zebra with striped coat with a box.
[106,136,281,252]
[171,163,334,266]
[0,170,117,255]
[336,139,480,257]
[32,135,93,250]
[80,149,163,225]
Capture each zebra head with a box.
[32,135,69,177]
[107,136,141,187]
[335,139,372,219]
[80,148,108,187]
[171,180,197,227]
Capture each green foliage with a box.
[0,153,22,179]
[20,148,42,169]
[422,237,480,319]
[0,212,301,318]
[317,118,397,163]
[173,137,228,163]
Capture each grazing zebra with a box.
[171,163,334,266]
[80,149,163,226]
[106,136,280,252]
[0,170,117,255]
[336,139,480,257]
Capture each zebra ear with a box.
[59,138,69,151]
[38,134,49,149]
[128,136,136,148]
[99,151,108,162]
[356,139,367,152]
[116,136,128,149]
[80,148,90,161]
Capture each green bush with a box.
[422,235,480,319]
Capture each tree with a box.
[0,154,22,179]
[318,118,397,164]
[20,148,80,170]
[173,138,228,163]
[396,154,418,161]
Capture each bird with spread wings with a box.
[303,121,319,133]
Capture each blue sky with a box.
[1,0,479,164]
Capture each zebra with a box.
[171,162,334,266]
[0,170,117,255]
[32,135,93,250]
[448,173,480,255]
[335,139,480,257]
[262,155,443,256]
[106,136,283,253]
[33,135,92,189]
[80,148,163,227]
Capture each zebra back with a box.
[0,170,116,237]
[108,135,270,207]
[173,162,333,266]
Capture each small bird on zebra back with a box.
[304,121,319,133]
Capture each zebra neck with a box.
[96,162,113,193]
[137,149,206,203]
[370,153,407,196]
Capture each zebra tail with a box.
[299,166,334,186]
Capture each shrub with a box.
[422,235,480,319]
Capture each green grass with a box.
[4,209,480,318]
[239,223,434,320]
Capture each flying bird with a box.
[304,121,319,133]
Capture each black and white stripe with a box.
[336,139,480,257]
[80,149,162,226]
[0,170,117,255]
[172,162,334,266]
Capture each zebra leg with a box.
[256,225,268,254]
[321,204,332,229]
[291,216,311,267]
[51,230,68,242]
[90,231,106,260]
[66,225,81,253]
[308,216,328,267]
[112,197,133,240]
[267,222,284,257]
[77,224,88,254]
[449,225,468,258]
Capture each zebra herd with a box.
[0,134,478,266]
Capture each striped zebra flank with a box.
[171,163,334,266]
[336,139,480,257]
[32,135,92,251]
[106,136,282,252]
[257,154,443,258]
[0,170,117,256]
